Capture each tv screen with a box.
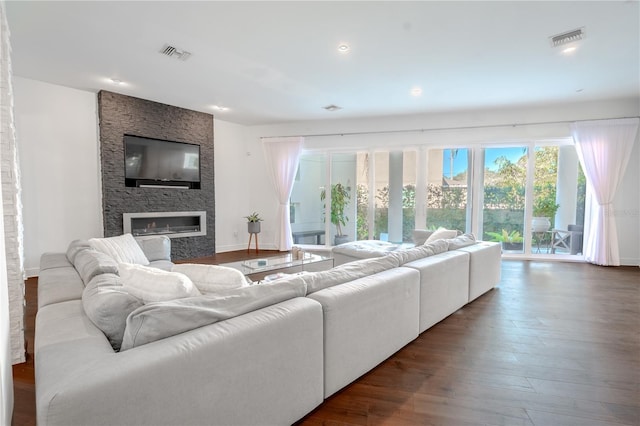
[124,135,200,188]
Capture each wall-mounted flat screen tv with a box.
[124,134,201,189]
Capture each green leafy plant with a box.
[320,182,351,237]
[485,229,523,243]
[244,212,263,223]
[533,191,559,218]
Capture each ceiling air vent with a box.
[160,44,192,61]
[549,27,585,48]
[323,104,342,112]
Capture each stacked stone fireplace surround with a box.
[98,91,215,260]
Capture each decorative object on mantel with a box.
[245,212,263,253]
[320,182,351,246]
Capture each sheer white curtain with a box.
[571,118,639,266]
[262,137,303,251]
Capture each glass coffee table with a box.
[221,252,334,283]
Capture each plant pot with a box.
[532,217,551,232]
[502,242,523,251]
[334,234,349,246]
[247,222,261,234]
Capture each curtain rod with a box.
[260,115,639,140]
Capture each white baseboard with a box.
[25,267,39,278]
[619,257,640,266]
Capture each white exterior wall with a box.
[13,77,102,276]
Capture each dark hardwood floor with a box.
[12,255,640,426]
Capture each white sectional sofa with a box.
[35,233,501,425]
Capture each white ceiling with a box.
[5,1,640,126]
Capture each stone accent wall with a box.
[1,2,25,364]
[97,91,214,259]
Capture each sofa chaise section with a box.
[403,250,470,333]
[307,266,421,397]
[35,296,324,426]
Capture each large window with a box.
[426,148,469,232]
[292,140,584,259]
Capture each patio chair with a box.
[551,224,584,255]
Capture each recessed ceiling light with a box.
[323,104,342,112]
[562,46,577,55]
[411,87,423,97]
[212,105,229,112]
[110,78,122,85]
[337,43,350,53]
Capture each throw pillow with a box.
[172,263,249,294]
[118,262,201,303]
[82,273,143,351]
[425,227,459,244]
[412,229,434,246]
[120,279,307,350]
[89,233,150,265]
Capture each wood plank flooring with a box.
[11,256,640,426]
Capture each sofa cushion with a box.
[172,263,249,294]
[73,249,119,285]
[120,280,307,350]
[446,233,477,250]
[40,252,72,271]
[332,240,399,259]
[425,227,459,243]
[118,262,201,303]
[89,233,150,265]
[66,239,91,264]
[293,255,400,295]
[388,240,449,265]
[82,273,143,351]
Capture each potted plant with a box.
[532,197,559,232]
[320,182,351,245]
[244,212,263,234]
[485,229,524,251]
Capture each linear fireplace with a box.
[123,211,206,239]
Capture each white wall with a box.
[14,77,102,276]
[213,119,255,252]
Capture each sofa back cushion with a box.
[66,239,91,264]
[82,273,143,351]
[73,249,119,285]
[388,240,449,265]
[120,280,307,351]
[290,255,400,295]
[446,233,477,250]
[89,233,150,265]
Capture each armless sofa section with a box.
[35,237,501,425]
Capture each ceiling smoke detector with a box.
[323,104,342,112]
[549,27,585,48]
[160,44,192,61]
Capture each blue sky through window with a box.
[442,147,526,177]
